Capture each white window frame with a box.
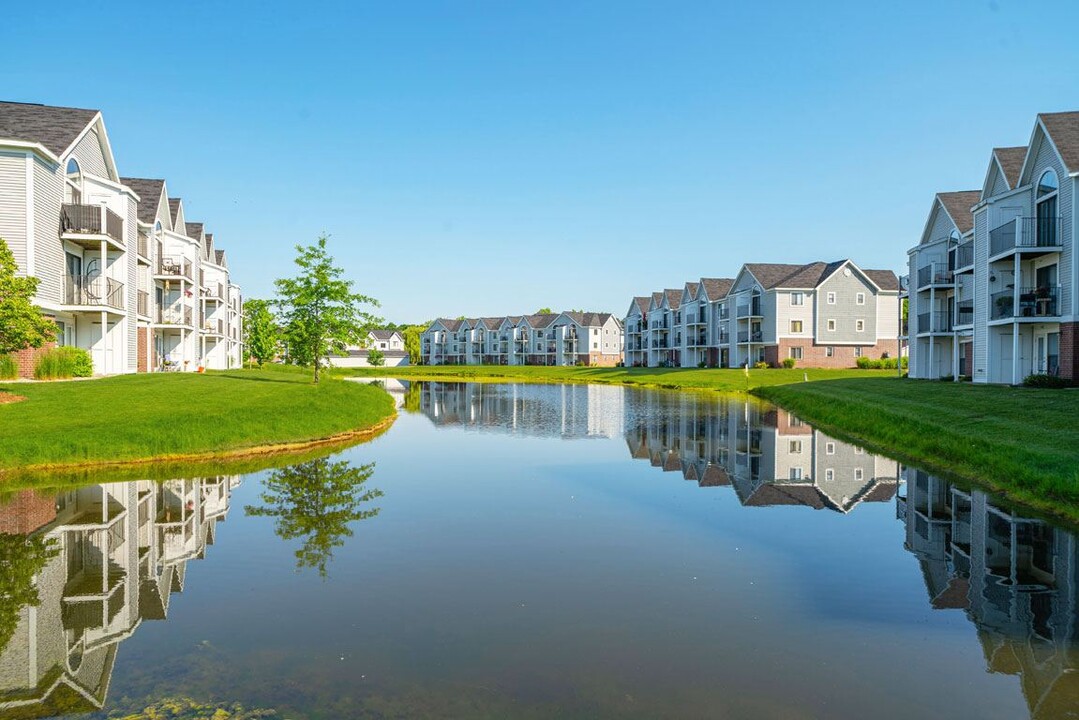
[789,347,803,360]
[827,291,837,305]
[856,292,866,305]
[790,320,803,334]
[856,319,865,332]
[790,291,804,306]
[827,319,836,332]
[825,469,834,481]
[825,442,835,455]
[788,440,802,454]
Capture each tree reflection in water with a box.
[245,458,382,578]
[0,533,57,649]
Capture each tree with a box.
[367,348,385,366]
[401,323,428,365]
[244,458,382,578]
[243,299,280,367]
[535,307,553,315]
[0,533,57,650]
[0,238,57,357]
[275,235,381,383]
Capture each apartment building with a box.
[0,101,242,376]
[905,111,1079,383]
[626,260,900,368]
[0,476,238,714]
[421,311,623,366]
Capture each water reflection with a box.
[245,458,381,578]
[0,476,238,717]
[899,469,1079,717]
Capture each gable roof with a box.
[699,277,734,301]
[438,318,464,331]
[992,146,1027,188]
[743,262,839,290]
[1038,111,1079,174]
[936,191,980,235]
[862,269,900,292]
[168,198,182,225]
[663,289,682,310]
[369,329,401,341]
[185,222,204,240]
[561,311,613,327]
[0,100,99,157]
[479,317,503,330]
[682,281,700,303]
[628,296,649,316]
[214,249,227,266]
[523,313,558,328]
[121,178,166,224]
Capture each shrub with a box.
[1023,373,1072,389]
[753,361,770,370]
[698,361,707,369]
[33,347,93,380]
[781,357,796,369]
[0,354,16,380]
[366,348,385,367]
[855,356,873,369]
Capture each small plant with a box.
[0,354,16,380]
[856,356,872,369]
[33,347,93,380]
[367,348,385,367]
[781,357,796,369]
[753,361,770,370]
[698,361,707,369]
[1023,373,1071,389]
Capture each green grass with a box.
[342,364,898,392]
[753,378,1079,520]
[0,367,395,471]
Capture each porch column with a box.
[100,239,108,373]
[100,310,107,374]
[953,335,959,382]
[1013,254,1021,385]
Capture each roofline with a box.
[0,138,60,164]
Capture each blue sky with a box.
[4,1,1079,322]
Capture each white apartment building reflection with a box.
[0,476,239,717]
[624,391,899,513]
[899,470,1079,718]
[419,381,625,439]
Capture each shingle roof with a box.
[524,313,557,328]
[992,146,1027,188]
[683,281,700,299]
[168,199,181,225]
[650,291,664,308]
[480,317,503,330]
[743,262,839,290]
[369,330,399,341]
[936,191,980,234]
[699,278,734,300]
[863,269,900,291]
[1039,111,1079,174]
[438,318,463,331]
[744,484,832,510]
[632,296,649,314]
[121,178,165,224]
[0,100,98,157]
[214,249,226,267]
[561,311,613,327]
[663,289,682,309]
[185,222,203,240]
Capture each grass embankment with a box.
[754,378,1079,520]
[344,364,897,392]
[0,367,396,475]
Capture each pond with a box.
[0,381,1075,719]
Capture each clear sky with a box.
[4,1,1079,323]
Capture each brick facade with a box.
[137,327,149,373]
[10,341,58,379]
[0,490,57,535]
[764,338,900,369]
[1062,322,1079,382]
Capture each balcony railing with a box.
[137,290,150,317]
[157,256,194,281]
[718,305,730,320]
[989,216,1062,256]
[60,204,124,244]
[650,319,669,330]
[64,274,124,310]
[953,241,974,270]
[991,286,1061,320]
[686,313,706,326]
[718,330,730,344]
[737,297,761,318]
[203,283,226,301]
[917,262,953,288]
[158,305,194,326]
[955,303,974,326]
[137,233,150,259]
[737,330,762,343]
[203,319,225,335]
[917,311,952,333]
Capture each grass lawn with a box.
[754,378,1079,520]
[342,364,899,392]
[0,367,395,473]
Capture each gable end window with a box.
[790,292,804,306]
[827,292,837,305]
[856,319,865,332]
[790,320,803,333]
[856,292,865,305]
[826,319,836,331]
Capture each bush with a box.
[698,361,707,369]
[855,356,907,370]
[855,356,873,369]
[366,348,385,367]
[753,361,770,370]
[0,354,16,380]
[781,357,796,369]
[1023,373,1072,389]
[33,347,93,380]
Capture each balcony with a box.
[990,286,1061,321]
[687,333,708,347]
[203,319,225,336]
[650,319,669,331]
[916,311,952,334]
[955,303,974,327]
[686,313,706,326]
[989,216,1062,257]
[718,305,730,320]
[718,330,730,344]
[737,297,762,318]
[137,290,150,317]
[203,283,226,302]
[156,256,194,281]
[137,233,150,260]
[157,305,194,327]
[917,262,953,289]
[64,274,124,311]
[737,330,762,343]
[60,203,124,247]
[899,275,910,296]
[953,241,974,271]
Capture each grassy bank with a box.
[343,364,897,392]
[753,378,1079,519]
[0,367,395,473]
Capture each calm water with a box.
[1,381,1076,719]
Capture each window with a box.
[790,416,804,427]
[825,442,835,455]
[855,468,864,481]
[55,321,67,346]
[856,292,865,305]
[789,347,803,360]
[790,320,803,333]
[825,346,834,357]
[789,440,802,453]
[64,158,82,204]
[856,319,865,332]
[855,346,864,357]
[827,291,836,305]
[827,319,836,331]
[790,292,804,306]
[1037,169,1060,245]
[593,328,599,335]
[854,447,865,455]
[593,342,598,349]
[790,468,803,480]
[1038,169,1059,197]
[825,469,834,481]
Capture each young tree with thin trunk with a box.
[0,238,57,357]
[275,235,381,384]
[243,299,280,367]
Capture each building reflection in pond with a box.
[0,476,239,717]
[898,469,1079,718]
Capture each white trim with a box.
[24,155,34,276]
[0,139,59,164]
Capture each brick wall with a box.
[137,327,148,373]
[1062,322,1078,382]
[587,352,621,367]
[0,490,57,534]
[765,339,901,369]
[10,341,57,379]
